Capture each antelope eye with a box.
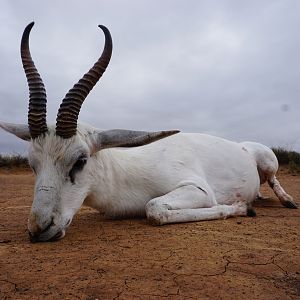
[73,156,87,171]
[69,155,87,183]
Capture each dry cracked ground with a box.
[0,167,299,299]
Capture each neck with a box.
[84,148,155,217]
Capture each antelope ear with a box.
[0,122,31,141]
[89,129,180,153]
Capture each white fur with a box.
[1,122,296,241]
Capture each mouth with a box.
[29,228,66,243]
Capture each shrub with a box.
[271,147,290,165]
[272,147,300,174]
[0,154,29,169]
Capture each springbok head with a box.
[0,22,178,242]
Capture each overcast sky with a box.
[0,1,299,154]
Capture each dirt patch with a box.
[0,168,299,299]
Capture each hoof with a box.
[282,200,298,209]
[247,207,257,217]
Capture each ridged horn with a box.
[56,25,113,139]
[21,22,48,139]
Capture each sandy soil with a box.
[0,168,299,299]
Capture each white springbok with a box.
[0,23,297,242]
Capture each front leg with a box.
[145,185,248,225]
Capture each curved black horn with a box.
[21,22,48,139]
[56,25,113,139]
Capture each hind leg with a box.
[268,176,298,209]
[244,142,298,209]
[145,184,249,225]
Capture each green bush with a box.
[271,147,290,165]
[272,147,300,174]
[0,154,29,169]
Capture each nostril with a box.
[28,217,57,243]
[40,217,55,234]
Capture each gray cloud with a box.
[0,0,300,153]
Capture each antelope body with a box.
[0,23,297,242]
